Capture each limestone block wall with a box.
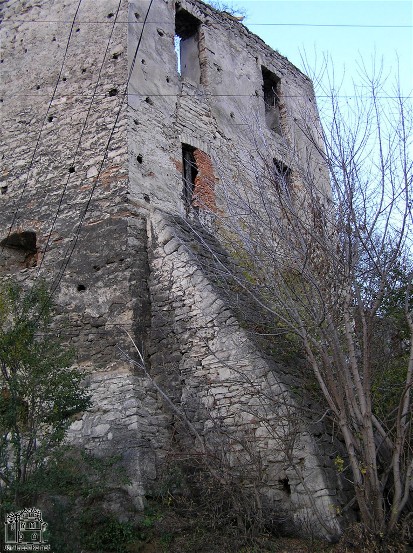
[1,0,349,538]
[128,0,182,213]
[0,0,165,508]
[129,0,329,220]
[1,0,130,243]
[148,213,346,539]
[59,215,172,510]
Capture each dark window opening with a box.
[182,144,198,213]
[1,230,37,252]
[262,67,281,134]
[279,477,291,496]
[0,230,38,272]
[273,159,291,193]
[175,6,201,83]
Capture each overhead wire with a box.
[4,0,410,295]
[2,0,84,250]
[4,92,412,99]
[2,19,412,28]
[36,0,123,276]
[49,0,155,297]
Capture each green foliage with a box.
[140,508,163,529]
[39,447,129,499]
[0,279,91,507]
[372,359,409,424]
[11,447,135,553]
[379,264,412,325]
[371,266,412,424]
[80,510,136,552]
[334,455,345,474]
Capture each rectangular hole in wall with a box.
[262,66,282,134]
[0,230,38,273]
[175,5,201,83]
[174,35,182,74]
[182,144,199,212]
[273,159,291,193]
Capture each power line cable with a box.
[36,0,123,276]
[50,0,155,297]
[4,0,410,291]
[3,19,412,28]
[2,0,83,250]
[4,93,412,100]
[247,23,412,28]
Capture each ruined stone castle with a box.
[1,0,348,538]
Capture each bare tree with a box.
[208,1,246,19]
[119,331,308,538]
[189,59,413,537]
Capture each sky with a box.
[221,0,412,98]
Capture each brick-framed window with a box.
[182,144,198,211]
[181,144,217,213]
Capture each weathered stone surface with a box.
[1,0,349,540]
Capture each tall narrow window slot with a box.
[182,144,198,212]
[175,5,201,83]
[262,67,281,134]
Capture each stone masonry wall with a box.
[129,0,329,217]
[148,212,346,539]
[1,0,348,538]
[0,0,167,510]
